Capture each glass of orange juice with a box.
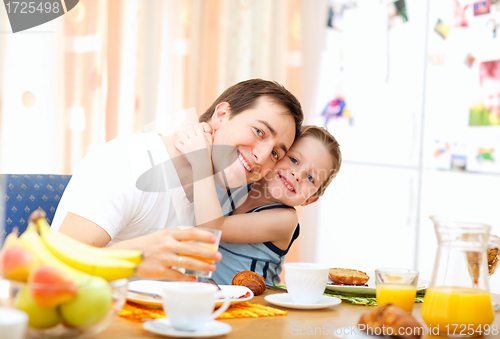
[375,268,419,312]
[421,286,494,336]
[182,228,221,278]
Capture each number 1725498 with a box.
[5,1,61,14]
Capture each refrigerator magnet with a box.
[468,59,500,127]
[473,1,490,16]
[451,154,468,171]
[434,19,451,39]
[388,0,408,29]
[428,54,445,66]
[476,147,495,163]
[453,1,469,28]
[486,18,498,38]
[465,54,476,68]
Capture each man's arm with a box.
[58,212,112,248]
[57,212,222,281]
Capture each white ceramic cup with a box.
[0,307,28,339]
[162,282,230,331]
[284,262,330,304]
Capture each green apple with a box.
[59,276,111,327]
[15,285,61,329]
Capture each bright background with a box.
[2,0,500,288]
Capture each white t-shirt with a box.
[51,132,195,246]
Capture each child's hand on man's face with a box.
[200,122,214,145]
[175,122,213,170]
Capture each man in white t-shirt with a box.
[51,79,303,280]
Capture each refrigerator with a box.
[312,0,500,288]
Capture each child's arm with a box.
[175,123,298,248]
[174,122,225,228]
[212,208,298,249]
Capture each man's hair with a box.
[480,60,500,85]
[199,79,304,139]
[298,125,342,198]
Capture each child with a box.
[175,124,341,285]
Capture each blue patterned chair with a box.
[1,174,72,244]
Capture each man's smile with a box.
[238,151,254,173]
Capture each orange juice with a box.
[376,283,417,312]
[181,243,218,264]
[421,286,494,335]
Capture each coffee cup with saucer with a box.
[143,282,232,337]
[265,263,341,310]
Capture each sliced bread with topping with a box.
[329,268,370,285]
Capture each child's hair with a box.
[298,125,341,198]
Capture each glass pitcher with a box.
[421,216,497,337]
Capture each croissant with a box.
[231,271,266,296]
[358,304,423,338]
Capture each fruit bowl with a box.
[0,278,127,339]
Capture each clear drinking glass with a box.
[421,216,495,337]
[182,228,221,278]
[375,268,419,312]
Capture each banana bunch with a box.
[36,217,142,281]
[0,211,143,329]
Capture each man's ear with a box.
[301,196,319,206]
[211,102,231,131]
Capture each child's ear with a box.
[200,122,213,134]
[211,102,230,131]
[301,196,319,206]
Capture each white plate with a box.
[325,271,429,296]
[143,319,232,338]
[264,293,341,310]
[127,280,253,307]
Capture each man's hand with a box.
[133,228,222,280]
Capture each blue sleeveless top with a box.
[211,203,300,285]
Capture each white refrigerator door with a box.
[313,0,427,167]
[418,169,500,284]
[315,163,418,272]
[422,0,500,174]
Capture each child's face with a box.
[481,78,500,117]
[263,136,333,206]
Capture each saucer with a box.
[143,318,232,338]
[264,293,341,309]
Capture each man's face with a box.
[211,96,296,188]
[481,78,500,117]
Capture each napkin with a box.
[119,301,287,321]
[323,289,426,306]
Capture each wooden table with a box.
[93,291,500,339]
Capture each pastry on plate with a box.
[232,271,266,296]
[328,268,370,285]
